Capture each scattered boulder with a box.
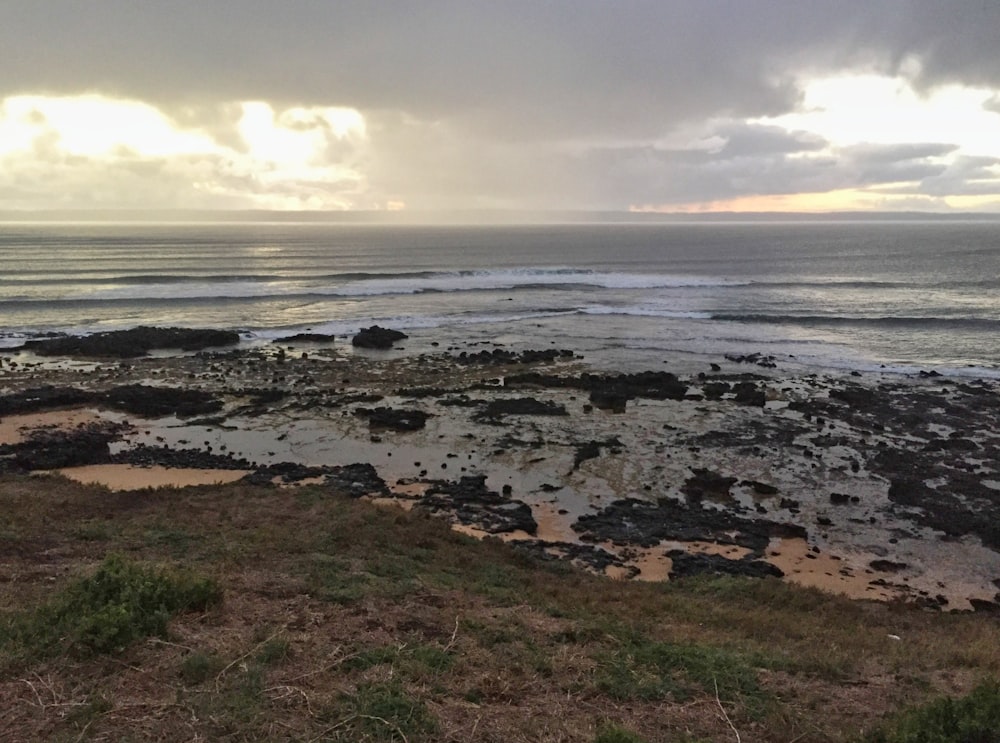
[351,325,408,349]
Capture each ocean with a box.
[1,220,999,377]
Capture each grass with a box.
[2,472,1000,741]
[864,679,1000,743]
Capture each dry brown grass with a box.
[2,472,1000,742]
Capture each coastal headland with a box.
[2,326,1000,740]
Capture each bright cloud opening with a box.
[757,74,1000,158]
[0,94,371,210]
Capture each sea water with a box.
[1,220,998,376]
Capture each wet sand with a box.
[55,464,249,490]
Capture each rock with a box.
[588,390,628,412]
[572,496,806,552]
[741,480,779,495]
[474,397,568,422]
[354,407,430,431]
[115,444,251,471]
[571,438,623,471]
[417,475,537,535]
[667,551,784,580]
[273,333,337,344]
[682,468,737,503]
[732,382,766,407]
[1,422,127,471]
[869,559,908,573]
[510,540,634,575]
[351,325,408,349]
[102,384,224,418]
[0,386,92,415]
[19,326,239,358]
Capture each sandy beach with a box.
[2,328,999,611]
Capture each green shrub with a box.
[2,553,220,659]
[865,679,1000,743]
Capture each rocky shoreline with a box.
[2,326,999,611]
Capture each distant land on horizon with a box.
[2,209,1000,225]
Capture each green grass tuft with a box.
[1,552,220,660]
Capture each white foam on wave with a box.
[337,268,746,296]
[580,304,712,320]
[71,268,744,302]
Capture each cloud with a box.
[1,2,1000,211]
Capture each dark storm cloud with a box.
[2,1,997,139]
[712,124,827,158]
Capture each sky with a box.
[1,1,999,214]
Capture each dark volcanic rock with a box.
[1,423,127,472]
[351,325,408,349]
[740,480,779,495]
[724,352,777,368]
[682,468,737,503]
[19,326,239,358]
[0,386,93,416]
[102,385,224,418]
[354,407,430,431]
[732,382,766,407]
[273,333,337,344]
[573,497,806,552]
[503,371,688,403]
[0,384,223,419]
[417,474,537,535]
[588,389,629,413]
[114,444,250,470]
[243,461,388,495]
[475,397,568,422]
[869,559,908,573]
[571,438,623,471]
[454,348,575,366]
[667,551,784,579]
[324,463,389,496]
[509,540,633,575]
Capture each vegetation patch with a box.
[596,634,770,709]
[326,681,439,742]
[0,552,220,661]
[864,679,1000,743]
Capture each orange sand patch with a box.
[0,409,103,445]
[766,537,898,601]
[273,475,327,488]
[390,481,431,498]
[630,549,673,582]
[55,464,249,491]
[451,524,535,542]
[368,497,417,511]
[531,503,577,543]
